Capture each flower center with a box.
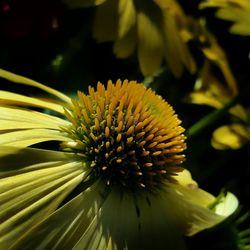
[62,80,186,190]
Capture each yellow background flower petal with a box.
[212,124,250,150]
[137,11,164,76]
[117,0,136,38]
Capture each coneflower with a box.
[0,69,238,250]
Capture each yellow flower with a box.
[200,0,250,35]
[64,0,196,77]
[188,61,250,149]
[0,69,238,249]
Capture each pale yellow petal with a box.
[0,129,70,147]
[93,0,118,42]
[0,106,70,130]
[211,124,250,149]
[214,192,239,216]
[118,0,136,38]
[137,11,164,76]
[10,181,109,250]
[164,169,238,236]
[0,91,65,114]
[173,169,215,207]
[0,69,70,103]
[0,146,72,178]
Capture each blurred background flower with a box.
[64,0,197,77]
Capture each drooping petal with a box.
[165,169,238,236]
[0,147,86,249]
[0,69,70,103]
[0,90,65,114]
[0,106,70,131]
[0,129,70,147]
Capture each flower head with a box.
[0,69,238,249]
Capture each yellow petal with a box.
[117,0,136,38]
[0,129,70,147]
[212,124,250,150]
[199,31,238,96]
[137,11,164,76]
[0,90,65,114]
[0,69,70,103]
[188,61,241,113]
[113,25,137,58]
[155,0,196,77]
[188,92,223,109]
[216,4,250,35]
